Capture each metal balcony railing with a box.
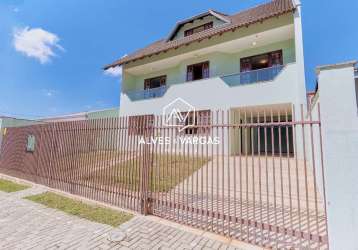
[221,65,285,87]
[126,85,168,101]
[125,65,285,101]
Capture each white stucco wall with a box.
[119,63,305,116]
[316,61,358,250]
[292,0,307,113]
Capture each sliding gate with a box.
[148,105,328,250]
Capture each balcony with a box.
[355,68,358,78]
[221,65,284,86]
[125,65,285,101]
[126,85,168,101]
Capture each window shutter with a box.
[269,51,283,67]
[240,58,252,72]
[186,65,194,81]
[144,79,150,89]
[160,76,166,86]
[202,62,210,79]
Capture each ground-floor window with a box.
[181,110,211,135]
[237,115,294,155]
[128,115,154,135]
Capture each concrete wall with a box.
[316,61,358,250]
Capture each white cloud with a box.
[104,66,122,77]
[13,27,64,64]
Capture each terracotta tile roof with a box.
[104,0,295,69]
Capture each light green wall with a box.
[173,15,226,40]
[0,118,41,128]
[86,108,120,119]
[125,39,295,91]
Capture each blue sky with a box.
[0,0,357,119]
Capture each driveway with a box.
[0,185,249,250]
[167,156,327,249]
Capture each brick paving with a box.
[0,186,249,250]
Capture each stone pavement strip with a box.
[0,186,258,250]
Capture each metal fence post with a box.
[140,115,153,215]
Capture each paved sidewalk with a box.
[0,186,251,250]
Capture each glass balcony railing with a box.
[221,65,285,87]
[125,65,285,101]
[126,85,168,101]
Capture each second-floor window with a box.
[239,50,283,84]
[240,50,283,72]
[186,61,210,81]
[184,22,213,37]
[144,75,166,90]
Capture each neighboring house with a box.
[0,116,41,128]
[86,108,120,120]
[41,108,120,122]
[41,112,87,123]
[104,0,306,155]
[0,116,41,151]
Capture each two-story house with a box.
[105,0,306,155]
